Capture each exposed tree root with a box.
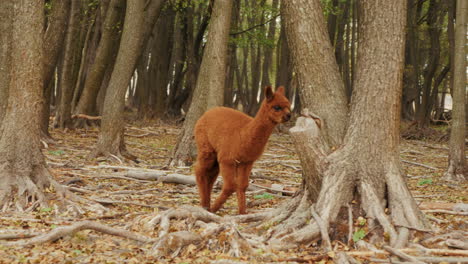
[0,163,107,215]
[0,221,154,247]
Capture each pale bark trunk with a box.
[170,0,234,166]
[282,0,348,147]
[444,0,467,181]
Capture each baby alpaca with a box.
[194,86,291,214]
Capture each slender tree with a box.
[170,0,234,166]
[55,0,80,129]
[74,0,123,123]
[444,0,467,181]
[41,0,70,136]
[92,0,147,159]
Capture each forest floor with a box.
[0,120,466,264]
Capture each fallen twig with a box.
[71,114,101,120]
[423,209,468,216]
[402,160,437,170]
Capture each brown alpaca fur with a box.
[194,86,291,214]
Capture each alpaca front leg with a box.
[236,163,253,214]
[210,163,236,213]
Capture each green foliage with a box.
[352,228,366,242]
[254,193,274,200]
[48,150,65,156]
[40,207,53,212]
[417,178,433,186]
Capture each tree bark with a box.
[282,0,348,147]
[444,0,467,181]
[170,0,234,166]
[0,0,65,211]
[0,1,13,124]
[273,0,429,249]
[92,0,148,159]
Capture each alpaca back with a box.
[195,107,253,157]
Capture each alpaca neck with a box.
[241,103,276,150]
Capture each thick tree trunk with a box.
[0,1,13,124]
[92,0,148,159]
[170,0,234,166]
[272,0,429,250]
[444,0,467,181]
[0,0,65,211]
[282,0,348,147]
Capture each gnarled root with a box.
[0,163,106,215]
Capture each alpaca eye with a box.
[273,105,282,111]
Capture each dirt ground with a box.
[0,121,466,264]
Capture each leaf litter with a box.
[0,122,466,263]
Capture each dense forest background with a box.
[0,0,464,133]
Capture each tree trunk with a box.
[0,0,66,211]
[149,7,176,119]
[444,0,467,181]
[40,0,70,136]
[282,0,348,148]
[402,0,421,121]
[92,0,148,160]
[271,0,429,250]
[55,0,80,129]
[170,0,234,167]
[415,0,443,128]
[0,1,13,124]
[74,0,123,123]
[275,24,292,91]
[71,9,100,113]
[260,0,279,90]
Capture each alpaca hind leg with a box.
[210,163,236,213]
[206,161,219,195]
[236,163,253,214]
[195,154,217,210]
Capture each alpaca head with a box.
[263,86,291,124]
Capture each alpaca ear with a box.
[265,86,274,101]
[276,86,285,95]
